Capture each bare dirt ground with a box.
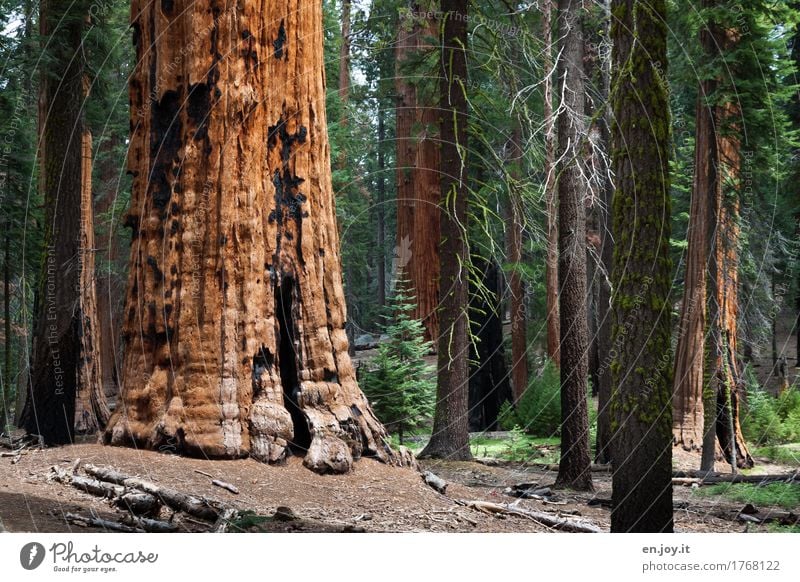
[0,443,796,533]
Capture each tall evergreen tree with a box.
[610,0,674,532]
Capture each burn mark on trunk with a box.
[276,276,311,451]
[273,19,287,59]
[149,90,182,210]
[161,0,174,16]
[252,345,275,396]
[187,83,211,143]
[146,256,163,282]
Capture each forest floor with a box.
[0,442,797,533]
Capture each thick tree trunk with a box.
[105,0,403,474]
[672,75,713,453]
[542,0,560,367]
[507,123,528,403]
[418,0,471,460]
[609,0,673,533]
[21,0,89,444]
[73,128,110,433]
[469,259,512,431]
[554,0,592,492]
[395,6,440,343]
[699,11,752,471]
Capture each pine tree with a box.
[361,286,435,443]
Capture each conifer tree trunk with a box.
[105,0,404,474]
[22,0,104,443]
[554,0,592,491]
[395,6,440,343]
[418,0,470,460]
[609,0,673,532]
[73,128,110,433]
[542,0,560,367]
[507,122,528,403]
[672,59,713,454]
[594,0,614,464]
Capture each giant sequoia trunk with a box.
[105,0,403,474]
[688,4,752,470]
[395,5,440,343]
[609,0,673,533]
[74,128,111,433]
[23,0,107,442]
[706,91,752,469]
[418,0,471,460]
[554,0,592,492]
[672,70,713,453]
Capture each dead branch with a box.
[672,470,800,485]
[65,513,143,533]
[212,480,239,495]
[454,499,602,533]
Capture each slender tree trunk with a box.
[672,69,714,454]
[21,0,88,444]
[469,258,512,431]
[394,6,440,343]
[339,0,351,103]
[542,0,560,367]
[594,0,614,464]
[507,123,528,403]
[609,0,673,533]
[418,0,471,461]
[73,128,110,433]
[2,228,10,429]
[377,108,386,308]
[105,0,404,474]
[554,0,592,492]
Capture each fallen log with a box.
[672,470,800,485]
[532,463,612,473]
[83,464,222,521]
[114,492,161,517]
[422,471,447,494]
[121,515,179,533]
[50,467,124,498]
[454,499,602,533]
[213,508,239,533]
[66,513,143,533]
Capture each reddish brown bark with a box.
[672,80,712,453]
[105,0,406,474]
[74,128,110,433]
[395,6,440,343]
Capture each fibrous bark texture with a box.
[23,0,107,442]
[554,0,592,492]
[74,128,111,433]
[106,0,402,474]
[418,0,471,461]
[542,0,560,368]
[609,0,674,533]
[395,4,440,343]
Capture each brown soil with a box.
[0,442,796,533]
